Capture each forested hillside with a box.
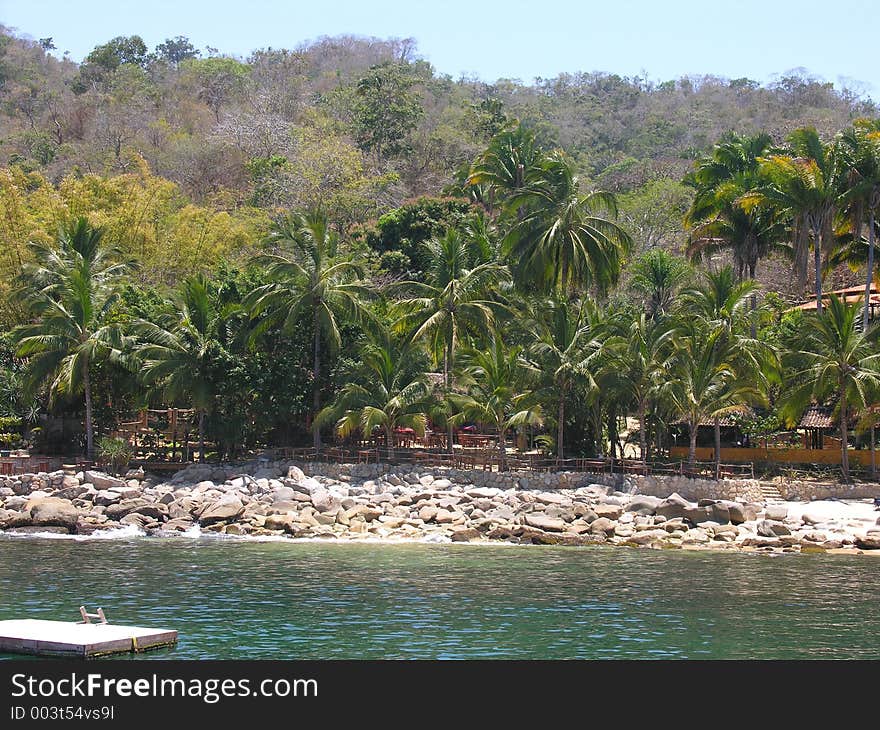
[0,26,874,299]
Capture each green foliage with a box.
[352,61,424,160]
[97,435,133,475]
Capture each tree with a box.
[605,311,674,460]
[352,61,424,160]
[838,119,880,331]
[13,217,134,458]
[449,337,542,471]
[315,331,434,450]
[467,122,543,211]
[524,298,599,460]
[685,132,789,332]
[628,249,692,319]
[503,151,632,296]
[155,36,199,68]
[781,294,880,481]
[134,275,230,462]
[390,228,510,450]
[183,56,250,122]
[246,210,373,449]
[84,35,149,73]
[743,127,843,312]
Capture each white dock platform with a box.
[0,619,178,658]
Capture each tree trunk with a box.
[748,262,757,339]
[864,210,876,333]
[840,384,849,483]
[714,416,721,480]
[814,221,823,313]
[445,341,454,455]
[313,315,322,450]
[557,384,566,463]
[872,424,876,480]
[688,421,697,472]
[83,361,94,460]
[198,409,206,464]
[498,426,506,472]
[638,399,647,464]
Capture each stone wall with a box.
[776,481,879,501]
[298,461,765,502]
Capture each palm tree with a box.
[838,119,880,331]
[134,275,230,462]
[315,332,434,451]
[503,151,632,296]
[246,210,374,449]
[524,298,600,461]
[781,294,880,482]
[390,228,510,450]
[449,336,542,471]
[467,121,542,212]
[14,217,134,459]
[685,132,788,334]
[742,127,843,312]
[605,311,674,462]
[681,267,775,475]
[662,318,762,471]
[628,249,692,320]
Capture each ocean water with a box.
[1,533,878,659]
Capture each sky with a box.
[1,0,877,98]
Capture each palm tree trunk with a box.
[714,416,721,480]
[871,424,876,480]
[840,384,849,482]
[749,262,758,340]
[814,221,823,313]
[313,315,322,450]
[557,383,566,463]
[83,361,94,460]
[445,338,454,455]
[638,399,647,464]
[198,409,205,464]
[864,210,875,333]
[688,420,697,472]
[498,425,506,472]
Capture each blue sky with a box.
[2,0,877,97]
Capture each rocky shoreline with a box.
[2,461,880,554]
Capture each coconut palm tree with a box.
[681,267,776,475]
[467,121,542,212]
[524,298,601,461]
[134,275,231,462]
[246,210,374,449]
[13,217,134,459]
[742,127,843,312]
[781,294,880,482]
[390,228,510,450]
[315,331,434,451]
[605,311,675,462]
[503,151,632,296]
[838,119,880,331]
[449,336,542,471]
[628,249,692,320]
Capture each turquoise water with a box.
[1,535,878,659]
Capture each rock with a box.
[120,513,153,529]
[683,506,714,525]
[450,527,482,542]
[418,506,438,523]
[467,487,502,499]
[84,471,126,490]
[198,497,245,526]
[535,492,569,506]
[104,498,154,521]
[418,475,435,486]
[655,493,693,520]
[625,495,660,515]
[727,502,758,524]
[708,503,731,524]
[594,503,623,520]
[286,466,306,482]
[7,525,70,535]
[764,504,788,521]
[52,486,88,501]
[627,529,668,546]
[27,497,81,531]
[524,513,567,532]
[267,500,302,514]
[310,487,341,514]
[758,520,790,537]
[432,479,452,489]
[164,518,195,532]
[856,535,880,550]
[589,517,617,536]
[434,508,456,524]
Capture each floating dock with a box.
[0,619,178,658]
